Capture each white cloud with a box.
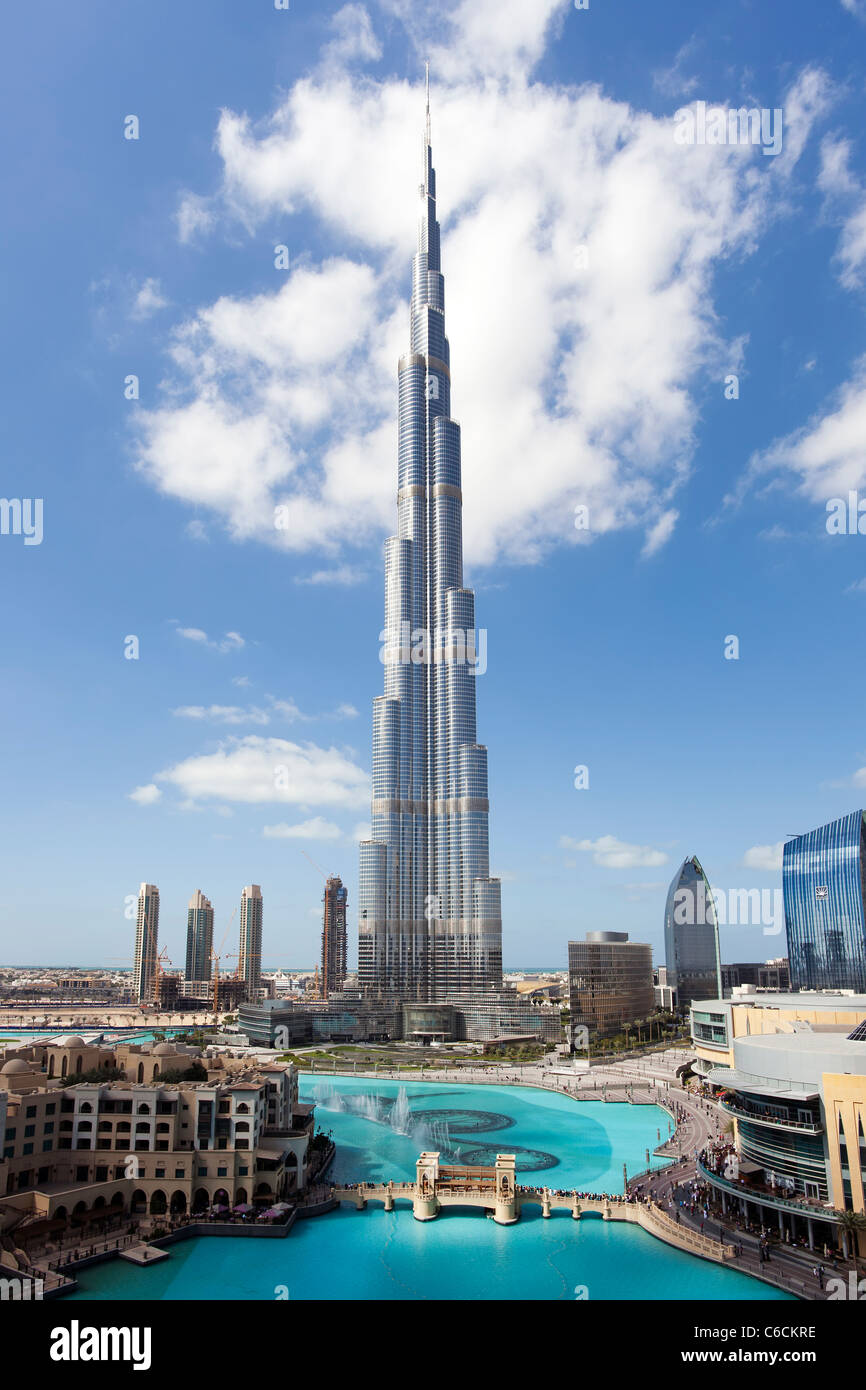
[232,675,252,687]
[174,624,246,653]
[153,735,369,807]
[817,135,866,288]
[742,842,784,872]
[128,783,162,806]
[641,509,679,558]
[185,519,209,542]
[560,834,669,868]
[322,3,383,67]
[172,704,270,725]
[134,20,831,571]
[295,565,368,586]
[841,0,865,17]
[745,354,866,504]
[131,277,169,320]
[171,695,359,726]
[652,39,701,99]
[263,816,343,839]
[177,191,215,243]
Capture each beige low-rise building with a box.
[0,1040,317,1233]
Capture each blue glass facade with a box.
[663,856,722,1009]
[783,811,866,992]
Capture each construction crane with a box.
[210,907,238,1015]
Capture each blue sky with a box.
[3,0,866,971]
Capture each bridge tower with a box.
[493,1154,517,1225]
[414,1152,441,1221]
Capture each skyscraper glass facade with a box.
[185,889,214,984]
[783,811,866,993]
[321,875,348,999]
[239,884,263,998]
[568,933,655,1037]
[358,89,502,1001]
[663,856,722,1009]
[133,882,160,1004]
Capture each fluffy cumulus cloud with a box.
[135,2,831,568]
[146,735,370,808]
[744,356,866,507]
[742,841,784,872]
[128,783,162,806]
[560,834,669,868]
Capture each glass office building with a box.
[568,933,654,1037]
[783,810,866,992]
[663,856,722,1010]
[358,81,502,1001]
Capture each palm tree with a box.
[834,1208,866,1267]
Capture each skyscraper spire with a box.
[425,59,431,145]
[358,87,503,1003]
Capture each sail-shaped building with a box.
[358,78,503,1002]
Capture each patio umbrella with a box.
[211,1204,229,1213]
[233,1203,253,1213]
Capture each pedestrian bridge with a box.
[331,1153,735,1265]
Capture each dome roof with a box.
[152,1042,174,1056]
[62,1036,85,1048]
[1,1058,30,1074]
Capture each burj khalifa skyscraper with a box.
[358,74,503,1003]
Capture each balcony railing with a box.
[719,1098,823,1135]
[697,1159,835,1219]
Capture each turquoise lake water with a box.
[68,1076,790,1301]
[0,1027,189,1045]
